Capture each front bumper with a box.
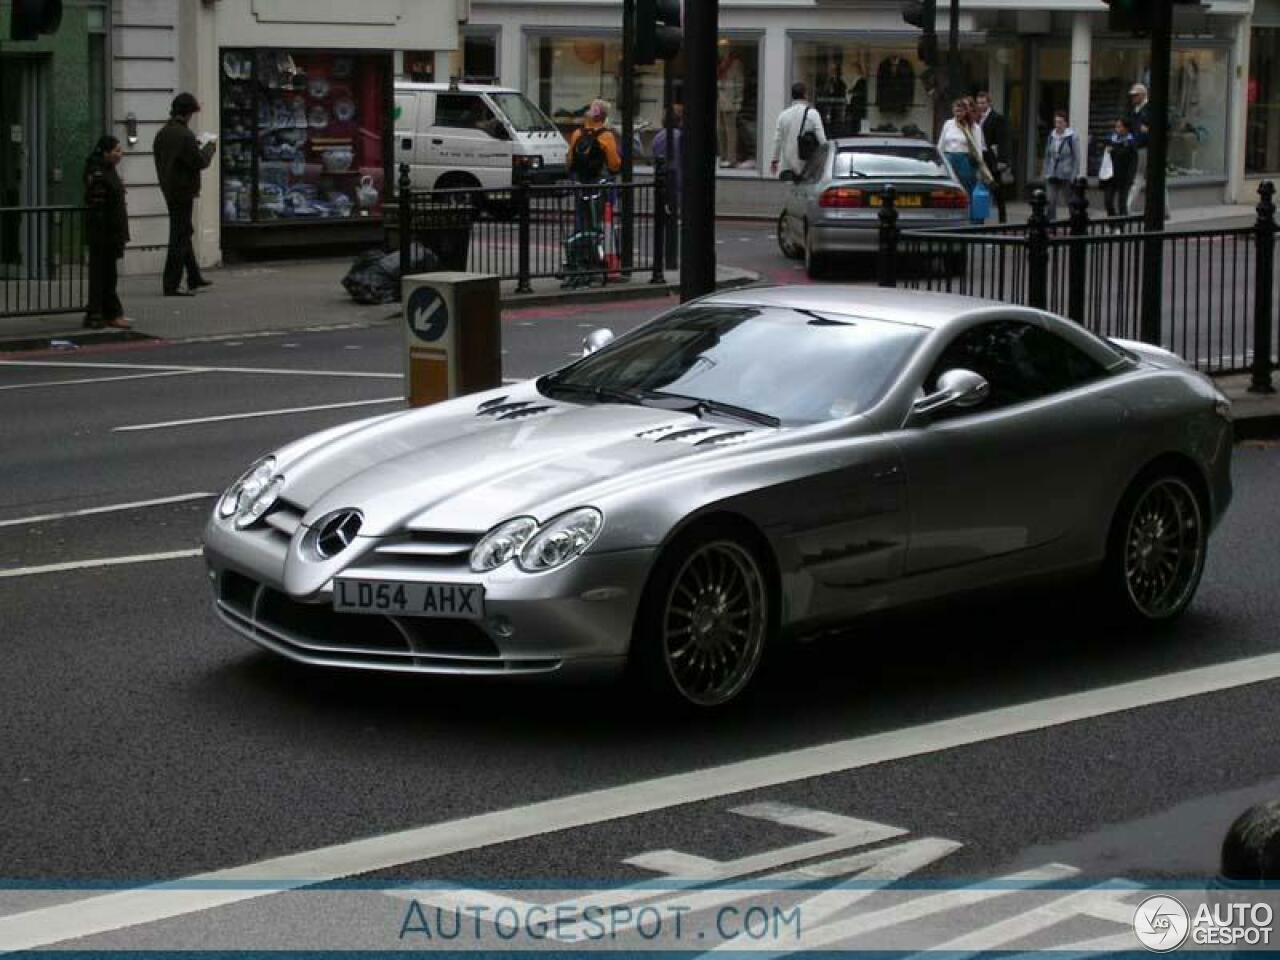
[203,519,654,677]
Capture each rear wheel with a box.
[804,226,828,280]
[632,524,772,709]
[777,212,802,260]
[1102,469,1207,623]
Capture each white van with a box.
[394,81,569,191]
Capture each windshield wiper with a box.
[538,376,649,407]
[652,393,780,428]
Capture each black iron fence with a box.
[394,165,670,293]
[876,180,1278,391]
[0,205,90,319]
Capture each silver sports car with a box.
[204,287,1233,708]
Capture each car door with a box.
[429,93,513,188]
[393,92,423,188]
[895,318,1128,576]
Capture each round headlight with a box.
[471,516,539,572]
[518,508,603,573]
[217,457,281,528]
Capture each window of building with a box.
[1247,28,1280,174]
[1087,43,1230,180]
[792,41,932,141]
[404,51,435,83]
[463,31,498,85]
[715,38,760,169]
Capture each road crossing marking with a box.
[113,397,403,432]
[0,360,402,380]
[6,652,1280,951]
[0,493,216,528]
[0,369,202,391]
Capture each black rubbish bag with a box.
[341,243,437,305]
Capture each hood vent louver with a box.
[636,423,760,447]
[476,398,553,421]
[694,430,754,447]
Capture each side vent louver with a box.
[476,398,553,421]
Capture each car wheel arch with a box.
[1125,452,1213,522]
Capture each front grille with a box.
[370,530,480,570]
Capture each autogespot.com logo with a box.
[1134,895,1191,952]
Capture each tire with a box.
[632,522,774,709]
[1101,467,1207,623]
[433,173,482,209]
[804,227,827,280]
[777,212,802,260]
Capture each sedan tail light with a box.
[820,187,867,209]
[929,189,970,209]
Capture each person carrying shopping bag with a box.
[937,99,991,221]
[1100,117,1138,218]
[1042,110,1078,222]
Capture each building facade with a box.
[2,0,465,275]
[463,0,1261,213]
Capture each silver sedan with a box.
[777,136,974,279]
[204,288,1232,709]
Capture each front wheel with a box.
[633,527,772,709]
[1102,470,1207,623]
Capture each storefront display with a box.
[220,48,390,235]
[1087,43,1229,180]
[793,42,934,141]
[1247,28,1280,174]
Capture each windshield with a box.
[489,92,559,133]
[539,305,927,425]
[835,146,949,179]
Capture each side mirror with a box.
[582,328,615,357]
[910,368,990,422]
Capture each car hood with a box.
[279,384,772,536]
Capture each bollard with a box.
[398,163,412,281]
[515,181,533,295]
[1067,177,1090,324]
[1249,181,1276,395]
[402,272,501,408]
[651,170,667,285]
[877,186,899,289]
[1027,189,1051,311]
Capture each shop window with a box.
[405,51,434,83]
[463,32,498,85]
[1247,28,1280,174]
[1087,44,1229,180]
[220,48,389,225]
[715,39,760,169]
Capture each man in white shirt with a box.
[770,82,827,179]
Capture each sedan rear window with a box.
[835,147,949,179]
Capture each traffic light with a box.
[9,0,63,41]
[636,0,682,66]
[902,0,939,66]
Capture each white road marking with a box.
[113,397,403,432]
[0,360,401,380]
[0,549,203,580]
[0,493,216,528]
[6,651,1280,951]
[0,370,202,391]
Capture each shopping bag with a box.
[970,183,991,223]
[1099,150,1114,182]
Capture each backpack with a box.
[797,107,820,163]
[573,128,607,180]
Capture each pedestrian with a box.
[1124,82,1171,220]
[153,92,216,297]
[975,91,1012,223]
[567,99,622,184]
[83,135,131,330]
[1042,110,1078,222]
[770,82,826,181]
[938,98,989,201]
[651,103,683,209]
[1100,117,1138,218]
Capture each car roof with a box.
[701,285,1010,330]
[830,136,937,150]
[394,82,521,96]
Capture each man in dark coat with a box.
[976,91,1012,223]
[153,92,216,296]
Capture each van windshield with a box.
[489,92,559,134]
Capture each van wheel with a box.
[433,173,483,210]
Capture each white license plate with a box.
[333,579,485,619]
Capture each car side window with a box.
[925,320,1109,414]
[435,94,504,137]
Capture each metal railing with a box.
[395,164,670,293]
[875,180,1278,391]
[0,205,90,319]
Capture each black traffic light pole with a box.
[621,0,636,273]
[1140,0,1172,345]
[681,0,717,302]
[948,0,960,101]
